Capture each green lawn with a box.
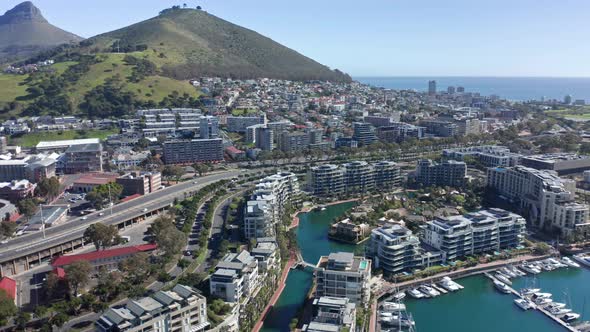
[0,73,28,103]
[545,106,590,121]
[231,108,258,116]
[9,128,119,147]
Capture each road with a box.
[0,171,243,265]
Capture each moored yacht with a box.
[514,298,536,310]
[562,313,581,322]
[561,257,580,268]
[573,254,590,268]
[495,273,512,285]
[407,288,425,299]
[521,263,541,274]
[418,285,440,297]
[439,277,461,292]
[494,280,511,294]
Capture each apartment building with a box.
[308,164,346,197]
[95,284,209,332]
[59,143,103,174]
[116,172,162,196]
[315,252,371,305]
[415,159,467,187]
[443,145,521,167]
[376,122,425,143]
[199,115,219,139]
[419,119,459,137]
[520,153,590,175]
[163,139,224,164]
[487,166,590,236]
[422,209,526,262]
[302,297,356,332]
[244,172,300,239]
[343,161,375,193]
[277,131,308,153]
[352,122,377,146]
[226,115,266,133]
[367,225,443,274]
[374,161,402,188]
[251,237,281,272]
[210,251,259,303]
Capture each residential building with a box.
[199,115,219,139]
[226,115,266,133]
[487,166,590,236]
[244,200,274,239]
[52,244,157,272]
[308,164,345,197]
[71,173,118,193]
[163,139,224,164]
[420,119,458,137]
[343,161,375,193]
[428,80,436,95]
[352,122,377,146]
[0,180,36,203]
[422,208,526,262]
[302,297,356,332]
[415,159,467,187]
[251,237,280,272]
[443,145,521,167]
[0,199,18,222]
[116,172,162,196]
[520,153,590,175]
[59,143,103,174]
[367,225,443,274]
[334,137,358,149]
[376,122,425,143]
[95,284,209,332]
[315,252,371,305]
[255,127,274,151]
[329,219,370,243]
[278,131,308,153]
[374,161,402,188]
[0,277,16,305]
[363,115,395,128]
[210,251,259,303]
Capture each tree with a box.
[84,223,119,250]
[162,165,185,182]
[193,163,209,177]
[37,177,61,201]
[17,199,38,221]
[0,221,16,239]
[49,312,68,328]
[0,289,17,326]
[148,214,186,258]
[86,183,123,209]
[65,260,92,296]
[119,252,151,284]
[15,311,31,330]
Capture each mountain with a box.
[83,7,351,82]
[0,1,83,63]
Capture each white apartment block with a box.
[423,208,526,262]
[210,251,259,303]
[95,284,208,332]
[487,166,590,237]
[443,145,521,167]
[315,252,371,305]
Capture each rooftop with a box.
[36,138,100,149]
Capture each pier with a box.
[484,272,579,332]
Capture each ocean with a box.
[355,76,590,102]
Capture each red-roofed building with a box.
[0,277,16,304]
[51,244,157,272]
[225,146,245,160]
[53,267,66,279]
[71,173,119,193]
[120,193,142,203]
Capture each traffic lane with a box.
[0,171,241,251]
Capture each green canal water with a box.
[260,201,590,332]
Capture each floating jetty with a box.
[484,272,580,332]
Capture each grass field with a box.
[231,108,258,116]
[0,73,28,103]
[9,128,119,147]
[546,106,590,121]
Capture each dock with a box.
[484,272,579,332]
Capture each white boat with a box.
[393,291,406,302]
[546,302,566,309]
[439,276,460,292]
[548,307,572,315]
[500,267,517,278]
[508,265,526,277]
[382,302,406,312]
[521,288,541,296]
[514,298,536,310]
[561,257,581,268]
[562,313,580,322]
[418,285,440,297]
[573,254,590,268]
[407,288,425,299]
[533,297,553,306]
[495,273,512,285]
[494,280,511,294]
[521,263,541,274]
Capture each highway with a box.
[0,170,242,266]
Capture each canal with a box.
[260,201,590,332]
[260,201,358,332]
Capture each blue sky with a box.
[3,0,590,77]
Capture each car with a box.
[0,240,8,244]
[98,212,104,216]
[142,208,148,212]
[81,216,88,220]
[184,250,192,256]
[193,181,198,184]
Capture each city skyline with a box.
[2,0,589,77]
